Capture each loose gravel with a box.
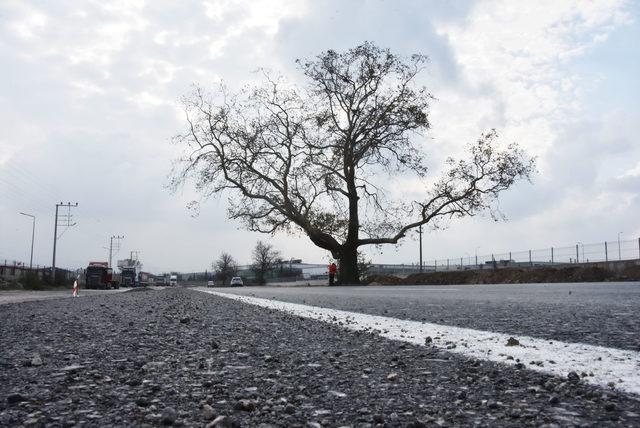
[1,288,639,427]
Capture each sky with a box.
[1,0,639,273]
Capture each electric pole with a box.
[418,224,423,272]
[108,235,125,267]
[19,212,36,269]
[52,202,78,284]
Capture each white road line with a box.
[197,288,640,395]
[367,287,461,292]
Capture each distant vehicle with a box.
[169,275,178,286]
[230,277,243,286]
[118,258,142,287]
[120,268,137,287]
[85,262,119,289]
[207,280,214,287]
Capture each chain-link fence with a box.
[6,237,637,283]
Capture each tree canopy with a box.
[173,42,535,283]
[251,241,281,285]
[212,252,238,285]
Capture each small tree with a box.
[251,241,281,285]
[173,42,534,284]
[357,251,372,281]
[213,252,238,285]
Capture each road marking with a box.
[373,287,461,292]
[198,288,640,395]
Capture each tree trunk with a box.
[338,245,359,284]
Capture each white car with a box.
[230,277,243,286]
[207,280,215,287]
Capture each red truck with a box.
[85,262,120,289]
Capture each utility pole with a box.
[52,202,78,284]
[618,232,622,261]
[19,212,36,269]
[108,235,125,267]
[418,225,423,272]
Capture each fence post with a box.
[529,250,532,266]
[638,237,640,259]
[551,247,554,265]
[447,259,450,270]
[460,257,463,268]
[434,260,437,272]
[605,242,608,263]
[576,244,579,263]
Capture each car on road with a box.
[207,280,214,287]
[230,277,243,286]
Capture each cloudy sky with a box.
[1,0,638,273]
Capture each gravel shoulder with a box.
[0,288,128,305]
[1,288,639,427]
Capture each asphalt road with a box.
[209,282,640,351]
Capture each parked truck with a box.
[85,262,119,289]
[120,267,138,287]
[118,257,142,287]
[139,271,154,286]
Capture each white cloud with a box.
[434,0,631,162]
[621,161,640,178]
[0,0,637,271]
[5,2,48,40]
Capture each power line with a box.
[0,177,51,213]
[1,161,63,197]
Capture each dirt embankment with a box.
[364,265,640,285]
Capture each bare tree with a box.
[173,42,535,284]
[251,241,281,285]
[357,251,372,281]
[212,252,238,285]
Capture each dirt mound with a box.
[363,275,405,285]
[364,265,640,286]
[620,265,640,280]
[126,287,155,292]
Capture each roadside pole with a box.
[418,225,423,272]
[108,235,124,268]
[52,204,60,283]
[52,202,78,285]
[19,212,35,269]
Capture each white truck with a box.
[169,274,178,286]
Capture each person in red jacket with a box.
[328,262,337,286]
